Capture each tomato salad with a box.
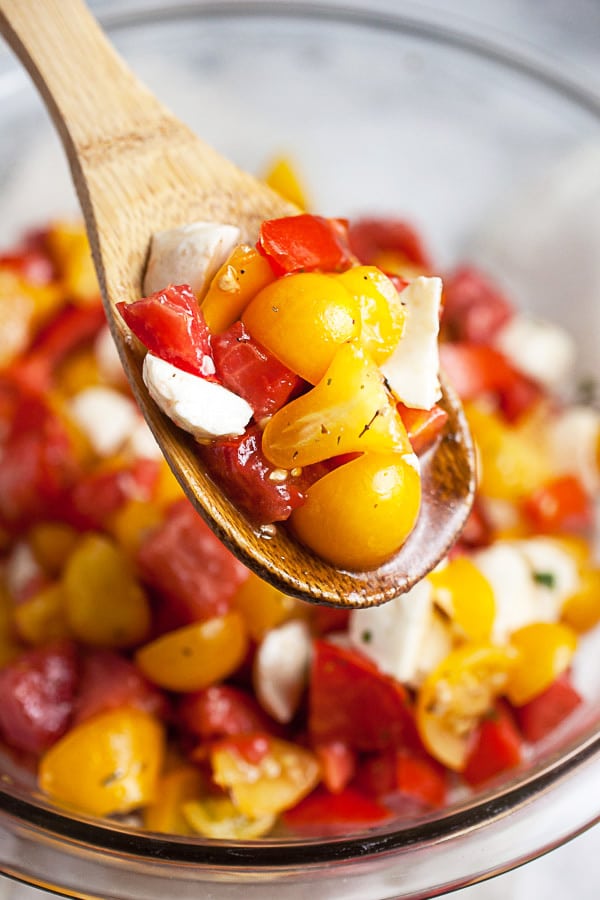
[0,217,598,837]
[118,213,443,570]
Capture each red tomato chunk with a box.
[257,214,354,275]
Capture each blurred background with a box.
[0,1,599,898]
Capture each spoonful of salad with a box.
[0,0,475,608]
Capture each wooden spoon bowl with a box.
[0,0,475,607]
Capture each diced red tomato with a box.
[199,426,308,525]
[136,498,249,624]
[0,393,80,530]
[396,402,448,455]
[514,673,582,743]
[257,215,354,275]
[177,685,271,742]
[11,303,105,394]
[522,475,593,534]
[117,285,214,378]
[348,218,431,269]
[315,741,357,794]
[0,640,79,755]
[211,321,303,420]
[309,605,351,636]
[356,747,447,808]
[73,648,169,726]
[440,342,543,421]
[309,640,416,751]
[66,458,160,530]
[282,786,392,836]
[442,266,513,344]
[463,703,522,787]
[454,499,493,551]
[0,248,55,286]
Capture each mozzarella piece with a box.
[94,325,127,388]
[70,386,139,457]
[349,578,449,686]
[126,419,163,460]
[518,537,581,622]
[471,542,540,642]
[143,353,252,441]
[380,276,442,410]
[144,221,240,298]
[495,312,576,390]
[253,620,312,723]
[546,405,600,494]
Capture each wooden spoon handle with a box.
[0,0,167,155]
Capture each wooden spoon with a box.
[0,0,475,607]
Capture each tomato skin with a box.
[357,748,447,809]
[522,475,593,534]
[211,321,303,420]
[442,266,513,344]
[66,458,160,530]
[136,499,249,625]
[199,426,307,525]
[506,623,577,707]
[463,703,522,787]
[0,640,79,755]
[282,786,392,836]
[440,343,542,421]
[0,392,80,531]
[11,303,105,393]
[177,685,271,742]
[309,640,416,751]
[396,402,448,455]
[257,214,354,275]
[348,218,431,269]
[117,284,214,378]
[73,649,169,727]
[513,673,582,743]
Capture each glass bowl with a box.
[1,3,600,898]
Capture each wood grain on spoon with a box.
[0,0,475,607]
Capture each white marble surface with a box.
[1,1,599,898]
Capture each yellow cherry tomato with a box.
[466,403,551,501]
[290,451,421,570]
[263,156,308,210]
[62,534,151,648]
[46,221,99,304]
[143,765,204,835]
[416,643,516,771]
[39,708,165,817]
[262,341,411,469]
[135,612,248,692]
[183,795,276,839]
[561,567,600,633]
[55,348,103,396]
[334,266,405,364]
[108,499,163,557]
[428,556,495,642]
[201,244,276,333]
[242,272,360,384]
[211,736,320,818]
[28,523,79,576]
[505,622,578,706]
[13,582,71,646]
[233,571,305,641]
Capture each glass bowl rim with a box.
[1,0,600,869]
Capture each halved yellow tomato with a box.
[505,622,577,706]
[334,266,405,364]
[183,794,276,839]
[428,556,495,642]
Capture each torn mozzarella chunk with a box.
[495,312,576,390]
[143,221,240,297]
[380,276,442,410]
[94,325,127,388]
[143,353,252,441]
[546,405,600,494]
[253,619,312,724]
[70,386,139,457]
[471,542,540,643]
[349,578,449,686]
[518,537,581,622]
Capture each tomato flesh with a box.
[514,674,582,743]
[463,703,522,787]
[257,214,354,275]
[117,284,214,378]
